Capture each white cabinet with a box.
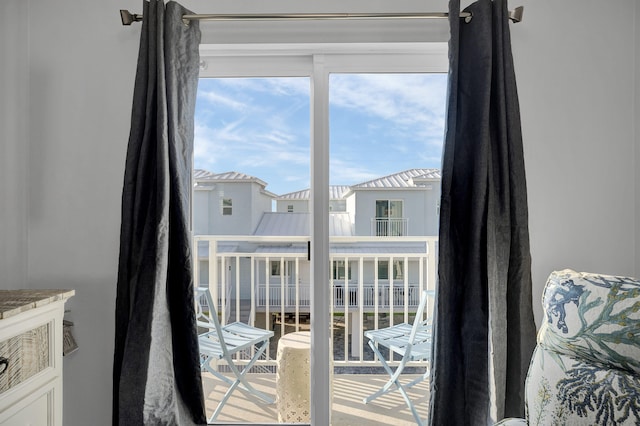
[0,290,74,426]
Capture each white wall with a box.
[511,0,637,320]
[27,0,140,424]
[0,0,633,424]
[0,0,29,290]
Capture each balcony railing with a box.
[371,217,408,236]
[193,235,437,368]
[256,283,422,310]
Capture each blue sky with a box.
[194,74,447,195]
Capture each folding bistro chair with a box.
[363,289,434,426]
[195,287,274,422]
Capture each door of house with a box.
[195,43,447,425]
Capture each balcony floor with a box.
[203,372,429,425]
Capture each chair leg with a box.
[363,340,405,403]
[227,342,274,404]
[363,341,426,426]
[206,342,274,423]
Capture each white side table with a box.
[0,289,74,425]
[276,331,311,423]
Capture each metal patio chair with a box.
[363,289,434,426]
[195,287,274,422]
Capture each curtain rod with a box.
[120,7,524,26]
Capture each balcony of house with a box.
[201,372,429,424]
[371,217,409,236]
[193,235,437,424]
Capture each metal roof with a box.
[196,242,240,258]
[193,169,268,188]
[278,185,351,200]
[253,212,353,237]
[351,168,441,189]
[196,168,440,196]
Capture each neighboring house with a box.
[275,169,441,237]
[348,168,441,237]
[193,169,276,236]
[193,168,440,355]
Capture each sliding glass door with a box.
[195,44,447,425]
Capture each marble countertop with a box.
[0,289,75,319]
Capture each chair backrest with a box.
[408,289,433,344]
[195,286,230,355]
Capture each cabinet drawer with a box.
[0,324,50,394]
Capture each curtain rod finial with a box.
[509,6,524,23]
[120,10,142,25]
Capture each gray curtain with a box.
[113,1,205,424]
[429,0,536,424]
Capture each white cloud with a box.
[329,158,380,185]
[198,90,248,112]
[195,74,446,192]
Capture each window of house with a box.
[270,260,281,276]
[329,200,346,212]
[287,205,294,213]
[222,198,232,215]
[374,200,404,236]
[332,260,351,280]
[376,200,403,219]
[378,260,404,280]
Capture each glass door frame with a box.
[198,42,448,425]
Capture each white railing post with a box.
[343,256,349,362]
[250,256,255,325]
[403,256,409,323]
[235,255,241,323]
[265,257,270,332]
[295,257,300,332]
[208,240,217,320]
[373,257,379,335]
[354,257,364,360]
[426,238,437,318]
[280,257,285,339]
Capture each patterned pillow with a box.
[526,345,640,425]
[539,269,640,375]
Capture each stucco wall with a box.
[0,0,634,424]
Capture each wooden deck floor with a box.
[202,372,429,425]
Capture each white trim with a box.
[199,42,447,57]
[311,53,332,426]
[198,42,448,78]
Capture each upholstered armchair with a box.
[498,269,640,425]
